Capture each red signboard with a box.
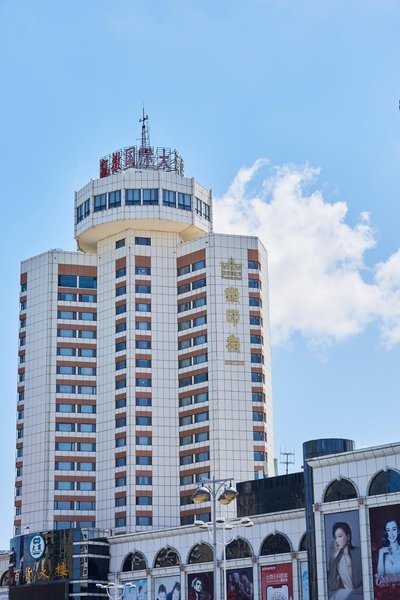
[261,564,293,600]
[99,145,184,178]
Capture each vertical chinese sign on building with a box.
[221,258,244,367]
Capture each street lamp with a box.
[191,476,240,600]
[194,516,254,600]
[96,581,136,600]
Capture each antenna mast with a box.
[280,448,295,475]
[139,108,150,148]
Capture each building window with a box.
[115,476,127,487]
[136,303,151,312]
[136,516,152,526]
[135,284,151,293]
[116,437,126,447]
[76,199,90,223]
[251,354,264,363]
[77,462,95,471]
[180,435,192,446]
[78,366,96,376]
[56,403,75,413]
[142,189,158,205]
[249,278,261,289]
[136,377,151,387]
[136,436,152,445]
[55,481,74,490]
[253,431,266,441]
[250,334,263,344]
[57,365,75,375]
[56,384,76,394]
[195,431,209,442]
[58,292,77,301]
[78,423,96,432]
[115,496,127,507]
[78,329,96,339]
[254,451,266,461]
[115,417,126,428]
[178,192,191,210]
[58,275,77,287]
[249,297,262,307]
[77,404,96,413]
[116,304,126,315]
[136,358,151,368]
[163,190,176,207]
[116,285,126,297]
[56,422,75,432]
[135,236,151,246]
[136,340,151,349]
[58,329,76,338]
[78,347,96,357]
[116,238,125,249]
[116,359,126,370]
[250,315,263,326]
[116,342,127,354]
[115,398,126,409]
[116,267,127,278]
[193,372,208,384]
[193,334,207,346]
[136,416,152,425]
[136,396,151,406]
[193,315,207,327]
[116,322,127,333]
[136,476,152,485]
[94,193,107,212]
[80,293,96,302]
[58,311,76,320]
[79,311,96,321]
[136,455,152,465]
[126,188,141,205]
[77,481,95,491]
[115,456,127,467]
[77,385,96,395]
[248,260,261,270]
[55,461,74,471]
[195,451,210,463]
[135,266,151,275]
[116,379,127,390]
[57,347,76,357]
[251,372,265,383]
[136,496,152,505]
[108,190,121,208]
[136,320,151,330]
[115,517,127,528]
[194,411,208,423]
[252,411,265,422]
[55,442,75,451]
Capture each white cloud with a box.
[213,160,400,347]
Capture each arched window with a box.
[122,551,147,572]
[225,537,252,560]
[324,479,357,502]
[369,470,400,496]
[261,533,291,555]
[154,547,180,568]
[299,533,307,552]
[188,543,213,563]
[0,571,8,587]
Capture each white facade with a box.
[14,152,273,536]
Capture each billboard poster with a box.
[261,563,293,600]
[125,578,148,599]
[154,576,181,600]
[324,510,364,599]
[369,504,400,599]
[187,571,213,600]
[300,561,309,600]
[226,566,254,600]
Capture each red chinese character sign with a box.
[261,564,293,600]
[99,145,184,178]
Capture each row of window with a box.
[195,197,211,221]
[57,347,96,357]
[116,516,152,527]
[179,372,208,388]
[179,411,209,426]
[56,403,96,413]
[55,480,95,491]
[179,392,208,407]
[55,461,95,471]
[178,278,206,295]
[116,475,152,486]
[58,311,97,321]
[56,422,96,432]
[180,471,210,486]
[116,357,151,370]
[117,266,151,278]
[116,284,151,296]
[84,189,198,215]
[177,260,206,277]
[116,377,152,389]
[58,293,96,303]
[58,275,97,289]
[180,431,209,446]
[56,366,96,375]
[116,304,153,315]
[55,442,95,451]
[178,353,207,369]
[56,385,96,395]
[180,451,210,465]
[54,520,95,530]
[178,296,207,313]
[178,315,207,331]
[115,396,151,409]
[54,501,95,510]
[178,334,207,350]
[58,329,96,339]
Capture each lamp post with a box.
[96,581,136,600]
[191,476,241,600]
[194,516,254,600]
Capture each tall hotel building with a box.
[14,121,274,536]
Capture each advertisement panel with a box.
[187,571,213,600]
[300,561,309,600]
[226,566,254,600]
[125,578,147,599]
[154,576,181,600]
[324,510,363,599]
[369,504,400,599]
[261,563,293,600]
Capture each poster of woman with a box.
[154,576,181,600]
[324,511,364,600]
[369,504,400,599]
[187,571,213,600]
[125,578,147,599]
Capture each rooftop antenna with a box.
[139,107,150,148]
[280,448,295,475]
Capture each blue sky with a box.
[1,0,400,548]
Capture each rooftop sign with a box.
[99,146,184,178]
